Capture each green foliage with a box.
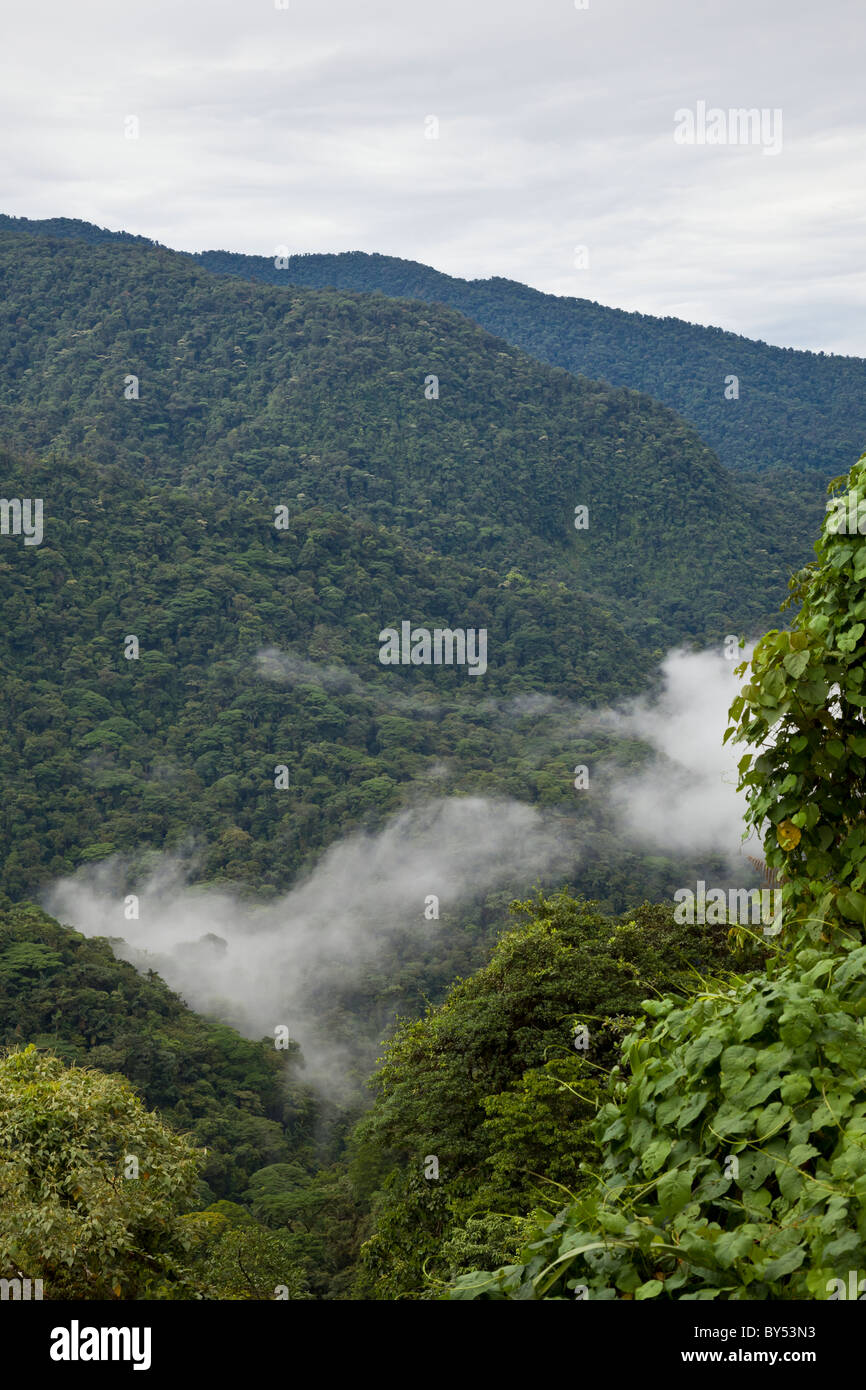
[184,1205,312,1300]
[242,1163,315,1226]
[479,1056,601,1199]
[450,449,866,1301]
[451,944,866,1300]
[350,893,731,1298]
[230,1164,367,1299]
[0,910,365,1297]
[0,1045,203,1299]
[728,451,866,944]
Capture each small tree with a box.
[184,1205,313,1300]
[0,1045,203,1299]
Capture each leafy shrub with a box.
[451,943,866,1299]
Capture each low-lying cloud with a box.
[45,645,760,1100]
[588,645,759,862]
[44,796,574,1102]
[256,646,365,695]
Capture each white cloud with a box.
[590,646,759,861]
[43,796,575,1102]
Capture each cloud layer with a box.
[42,645,761,1101]
[44,796,575,1102]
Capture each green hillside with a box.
[0,221,819,906]
[193,245,866,482]
[0,442,647,895]
[0,222,812,651]
[0,214,845,1303]
[4,214,861,482]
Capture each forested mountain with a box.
[0,222,814,906]
[0,223,811,648]
[4,213,864,482]
[194,248,866,482]
[0,211,854,1304]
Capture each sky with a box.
[2,0,865,354]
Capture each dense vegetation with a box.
[0,211,856,1302]
[0,222,806,909]
[0,220,815,653]
[0,1044,204,1299]
[449,452,866,1300]
[0,901,314,1201]
[194,247,865,484]
[348,892,736,1298]
[0,890,738,1299]
[0,442,651,899]
[0,905,363,1299]
[4,213,862,482]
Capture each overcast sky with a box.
[3,0,864,354]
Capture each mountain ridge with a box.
[2,213,860,480]
[0,221,806,647]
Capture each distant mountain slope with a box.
[193,248,865,481]
[3,215,860,480]
[0,222,812,651]
[0,442,649,898]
